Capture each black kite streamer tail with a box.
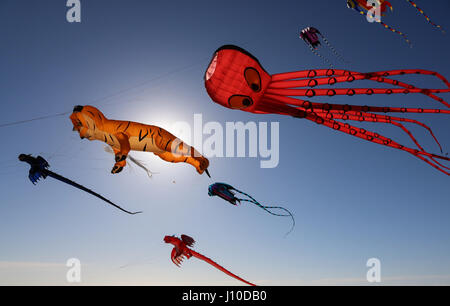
[43,170,142,215]
[19,154,141,215]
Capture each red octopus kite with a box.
[204,45,450,175]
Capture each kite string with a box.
[0,57,208,129]
[0,111,71,128]
[92,57,207,108]
[305,42,334,68]
[319,34,349,64]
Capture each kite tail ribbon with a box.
[378,21,413,47]
[233,189,295,236]
[189,249,256,286]
[406,0,445,33]
[43,169,142,215]
[355,9,412,47]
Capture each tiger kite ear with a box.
[73,105,84,113]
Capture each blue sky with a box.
[0,0,449,285]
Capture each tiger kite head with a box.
[70,105,107,140]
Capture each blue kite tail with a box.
[234,189,296,236]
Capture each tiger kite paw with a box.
[115,154,127,163]
[111,160,126,174]
[196,157,210,175]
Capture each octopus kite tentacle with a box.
[258,95,450,175]
[204,45,450,175]
[260,100,450,175]
[299,111,450,175]
[262,97,438,149]
[269,69,450,107]
[263,68,450,162]
[313,109,450,171]
[164,235,256,286]
[262,94,450,116]
[270,68,449,84]
[312,110,444,153]
[406,0,445,34]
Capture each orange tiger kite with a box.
[70,105,210,176]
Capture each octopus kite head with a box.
[70,105,107,140]
[204,45,271,113]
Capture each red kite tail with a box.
[190,250,256,286]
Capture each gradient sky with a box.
[0,0,449,286]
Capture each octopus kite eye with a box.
[228,95,253,109]
[244,67,262,92]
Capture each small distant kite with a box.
[299,27,347,67]
[70,105,210,177]
[19,154,141,215]
[164,234,256,286]
[347,0,393,14]
[347,0,445,46]
[208,182,295,236]
[347,0,411,46]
